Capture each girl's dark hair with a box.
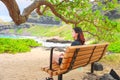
[73,27,85,45]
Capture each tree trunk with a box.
[1,0,43,25]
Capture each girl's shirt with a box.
[71,40,82,46]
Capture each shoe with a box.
[46,77,53,80]
[109,69,120,80]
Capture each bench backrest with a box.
[59,43,109,72]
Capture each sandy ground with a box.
[0,47,120,80]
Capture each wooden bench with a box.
[41,43,109,80]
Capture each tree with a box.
[0,0,120,41]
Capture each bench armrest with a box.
[50,47,66,70]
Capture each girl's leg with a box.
[47,53,63,80]
[52,53,63,64]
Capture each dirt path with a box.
[0,47,119,80]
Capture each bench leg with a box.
[58,74,63,80]
[91,63,94,73]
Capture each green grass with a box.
[16,24,73,40]
[101,54,120,65]
[27,26,52,36]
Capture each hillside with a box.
[3,24,73,40]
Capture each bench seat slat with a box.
[64,47,105,58]
[62,54,91,64]
[59,44,107,69]
[72,63,88,69]
[94,48,105,52]
[66,46,95,53]
[41,65,68,76]
[64,50,93,58]
[62,51,104,64]
[73,55,101,66]
[91,55,101,60]
[92,52,103,56]
[74,58,90,65]
[66,43,107,53]
[60,55,102,69]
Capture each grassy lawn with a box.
[101,53,120,65]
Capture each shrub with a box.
[16,39,40,47]
[0,38,41,54]
[108,41,120,53]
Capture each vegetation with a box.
[1,0,120,34]
[15,24,73,40]
[0,38,41,54]
[13,22,120,53]
[101,54,120,65]
[1,0,120,54]
[108,40,120,53]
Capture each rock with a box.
[83,73,99,80]
[83,73,118,80]
[27,12,61,25]
[99,74,117,80]
[46,38,72,43]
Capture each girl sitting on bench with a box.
[46,26,85,80]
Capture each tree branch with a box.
[36,1,81,24]
[36,5,48,15]
[83,30,100,39]
[1,0,81,25]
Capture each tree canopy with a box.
[0,0,120,41]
